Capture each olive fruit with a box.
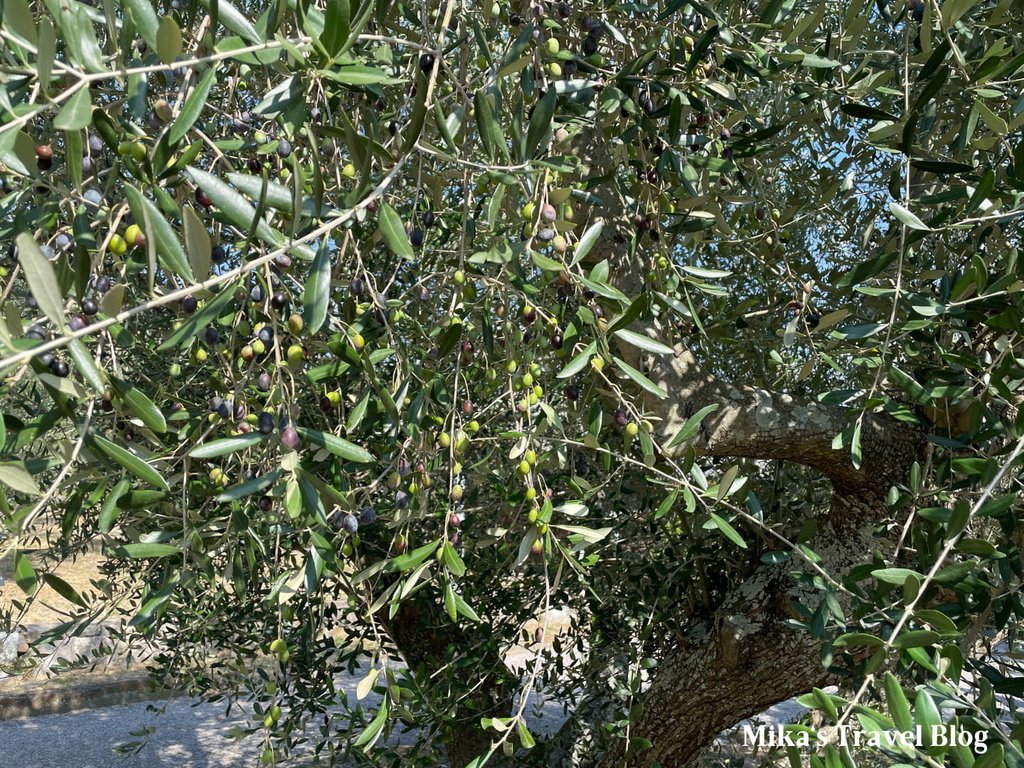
[358,506,376,525]
[258,412,274,434]
[257,373,273,392]
[341,514,359,534]
[82,298,99,316]
[108,235,127,255]
[181,296,198,314]
[419,53,436,73]
[36,147,54,171]
[280,425,301,450]
[410,228,425,249]
[154,99,173,122]
[276,139,292,157]
[49,359,70,377]
[125,224,145,246]
[422,209,436,227]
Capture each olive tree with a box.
[1,0,1023,766]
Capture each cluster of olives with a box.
[25,325,69,377]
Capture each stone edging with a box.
[0,670,175,721]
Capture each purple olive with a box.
[258,412,274,433]
[280,426,300,450]
[358,506,376,525]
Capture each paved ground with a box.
[2,673,806,768]
[1,658,574,768]
[6,697,275,767]
[1,602,811,767]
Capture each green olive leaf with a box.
[378,202,415,260]
[16,233,66,330]
[110,375,167,434]
[91,432,169,490]
[124,186,196,282]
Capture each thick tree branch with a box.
[574,125,921,494]
[623,338,923,493]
